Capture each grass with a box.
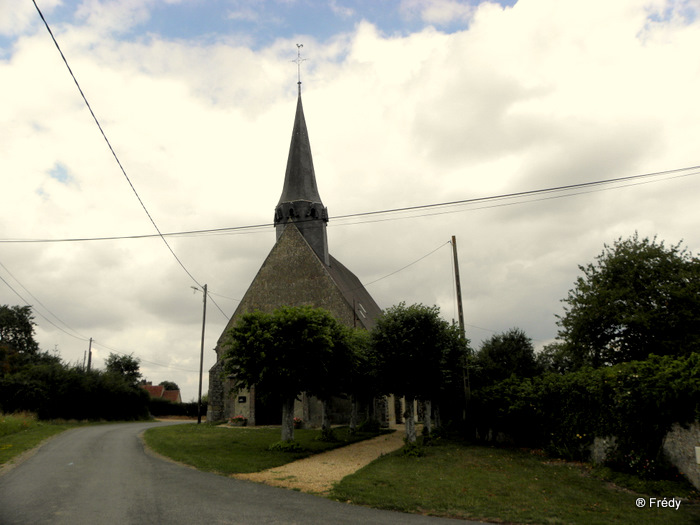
[329,439,700,524]
[0,412,87,466]
[143,424,388,474]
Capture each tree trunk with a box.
[281,396,295,442]
[321,398,331,431]
[423,399,432,435]
[404,395,416,443]
[350,395,359,433]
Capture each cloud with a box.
[400,0,476,25]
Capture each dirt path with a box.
[234,427,405,494]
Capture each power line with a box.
[3,163,698,244]
[31,0,203,289]
[363,241,451,287]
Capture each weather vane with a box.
[292,43,306,91]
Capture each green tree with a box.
[371,303,464,441]
[557,233,700,369]
[105,353,142,386]
[159,380,180,391]
[223,306,344,442]
[473,328,540,388]
[0,305,40,354]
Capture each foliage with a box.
[557,233,700,369]
[159,380,180,391]
[147,398,199,417]
[104,353,142,386]
[471,327,541,388]
[224,307,342,401]
[0,305,40,356]
[317,427,338,442]
[223,306,350,441]
[470,352,700,476]
[0,359,149,420]
[371,303,469,402]
[268,440,305,452]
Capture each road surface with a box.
[0,421,479,524]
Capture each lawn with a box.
[0,412,85,466]
[330,439,700,525]
[143,424,386,474]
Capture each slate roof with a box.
[326,255,382,330]
[277,93,323,206]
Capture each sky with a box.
[1,0,699,403]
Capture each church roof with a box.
[277,93,323,205]
[326,255,382,330]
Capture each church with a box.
[207,83,383,426]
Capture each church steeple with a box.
[274,89,329,265]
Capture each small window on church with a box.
[358,303,367,319]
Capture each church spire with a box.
[274,55,329,265]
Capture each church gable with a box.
[214,224,360,356]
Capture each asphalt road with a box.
[0,421,480,525]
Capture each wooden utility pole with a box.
[451,236,465,336]
[451,236,470,419]
[86,337,93,371]
[197,284,207,424]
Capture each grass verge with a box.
[0,412,86,467]
[329,439,700,525]
[143,424,388,474]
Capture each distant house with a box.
[140,382,182,403]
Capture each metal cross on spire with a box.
[292,43,306,93]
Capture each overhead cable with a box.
[31,0,203,289]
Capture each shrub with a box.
[470,352,700,477]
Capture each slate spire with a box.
[274,88,329,265]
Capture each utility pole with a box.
[451,235,470,419]
[195,284,208,424]
[451,236,465,336]
[86,337,93,371]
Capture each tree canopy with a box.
[370,302,469,441]
[472,328,540,388]
[105,353,142,386]
[556,233,700,369]
[159,380,180,391]
[224,305,348,441]
[0,305,40,355]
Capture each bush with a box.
[470,352,700,477]
[0,361,149,420]
[268,440,305,452]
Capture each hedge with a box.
[470,352,700,477]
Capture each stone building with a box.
[206,86,383,425]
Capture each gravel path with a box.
[234,427,406,494]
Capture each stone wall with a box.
[662,422,700,490]
[590,423,700,490]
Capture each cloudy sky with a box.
[2,0,699,402]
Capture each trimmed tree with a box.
[371,303,461,442]
[223,306,343,442]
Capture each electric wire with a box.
[2,163,698,244]
[0,259,90,342]
[0,272,88,342]
[31,0,203,289]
